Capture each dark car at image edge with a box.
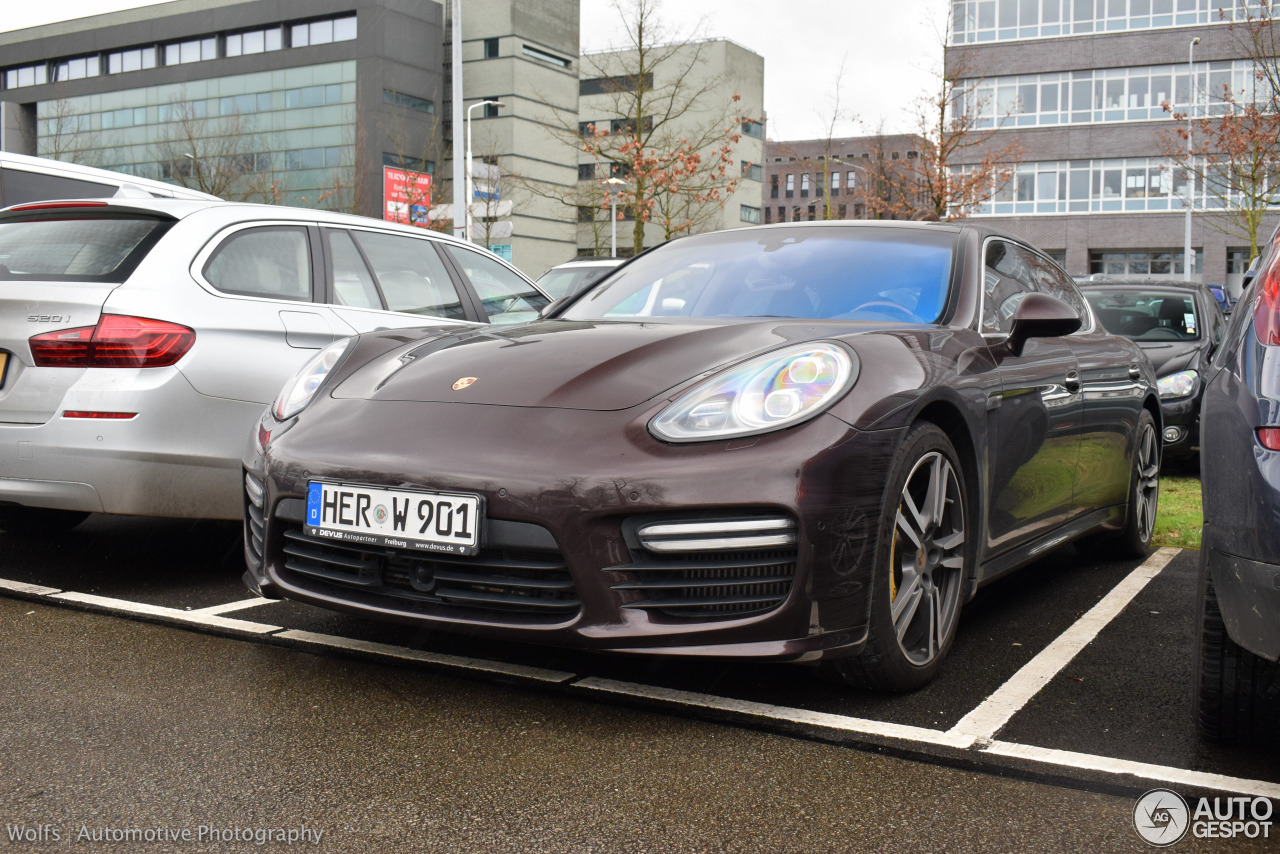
[1197,229,1280,744]
[243,221,1162,691]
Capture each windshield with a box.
[1084,288,1201,341]
[561,226,956,323]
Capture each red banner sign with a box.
[383,166,432,228]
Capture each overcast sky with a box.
[0,0,949,140]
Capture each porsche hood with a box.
[331,318,857,412]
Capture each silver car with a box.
[0,198,549,531]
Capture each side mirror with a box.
[1006,292,1082,357]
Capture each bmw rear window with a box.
[0,215,171,282]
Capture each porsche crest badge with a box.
[452,377,478,391]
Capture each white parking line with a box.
[948,547,1180,742]
[191,597,278,615]
[274,629,577,684]
[49,591,281,635]
[574,678,978,749]
[0,579,61,596]
[985,741,1280,800]
[6,559,1280,798]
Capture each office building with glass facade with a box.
[0,0,443,231]
[947,0,1280,293]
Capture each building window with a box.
[580,74,653,96]
[1089,249,1202,276]
[609,116,653,134]
[292,15,357,48]
[741,119,764,139]
[831,172,841,193]
[951,0,1254,45]
[484,38,500,58]
[740,205,761,224]
[106,47,157,74]
[522,44,570,67]
[285,84,344,108]
[53,56,100,82]
[778,206,786,222]
[383,90,434,113]
[741,161,762,182]
[577,206,596,222]
[5,64,48,89]
[578,163,597,180]
[800,173,810,197]
[807,204,816,221]
[785,174,794,198]
[1227,248,1252,274]
[226,27,283,56]
[383,153,432,173]
[770,174,779,198]
[164,37,216,65]
[847,171,857,190]
[483,98,501,118]
[763,207,771,223]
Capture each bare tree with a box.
[547,0,755,253]
[37,99,102,166]
[154,101,260,198]
[883,50,1023,220]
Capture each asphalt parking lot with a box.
[2,513,1277,814]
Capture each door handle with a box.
[1064,370,1082,393]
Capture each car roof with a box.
[0,197,484,249]
[0,152,220,201]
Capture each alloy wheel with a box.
[1134,421,1160,542]
[890,451,965,667]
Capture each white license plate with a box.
[305,482,482,555]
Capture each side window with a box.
[203,226,311,301]
[1025,250,1087,327]
[1,167,115,206]
[441,245,550,325]
[982,239,1037,334]
[324,229,381,309]
[350,231,466,320]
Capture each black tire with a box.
[1194,568,1280,745]
[1116,408,1159,558]
[824,422,971,692]
[0,506,90,535]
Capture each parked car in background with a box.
[1205,283,1234,315]
[536,256,626,299]
[0,198,549,532]
[244,221,1160,691]
[1196,233,1280,745]
[0,152,218,204]
[1082,280,1226,463]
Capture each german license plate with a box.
[305,482,482,555]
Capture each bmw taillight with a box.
[29,315,195,367]
[1254,250,1280,346]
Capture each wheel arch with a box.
[910,397,985,597]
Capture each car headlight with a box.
[272,338,352,420]
[1157,369,1198,400]
[649,343,856,443]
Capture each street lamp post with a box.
[465,100,503,244]
[1185,37,1200,282]
[604,176,627,257]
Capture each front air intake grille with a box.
[244,472,265,567]
[277,523,579,621]
[608,516,798,619]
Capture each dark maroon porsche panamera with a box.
[242,222,1161,691]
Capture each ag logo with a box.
[1133,789,1190,846]
[452,376,478,391]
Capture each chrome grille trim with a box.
[637,517,796,553]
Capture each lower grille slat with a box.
[275,523,579,621]
[610,515,799,620]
